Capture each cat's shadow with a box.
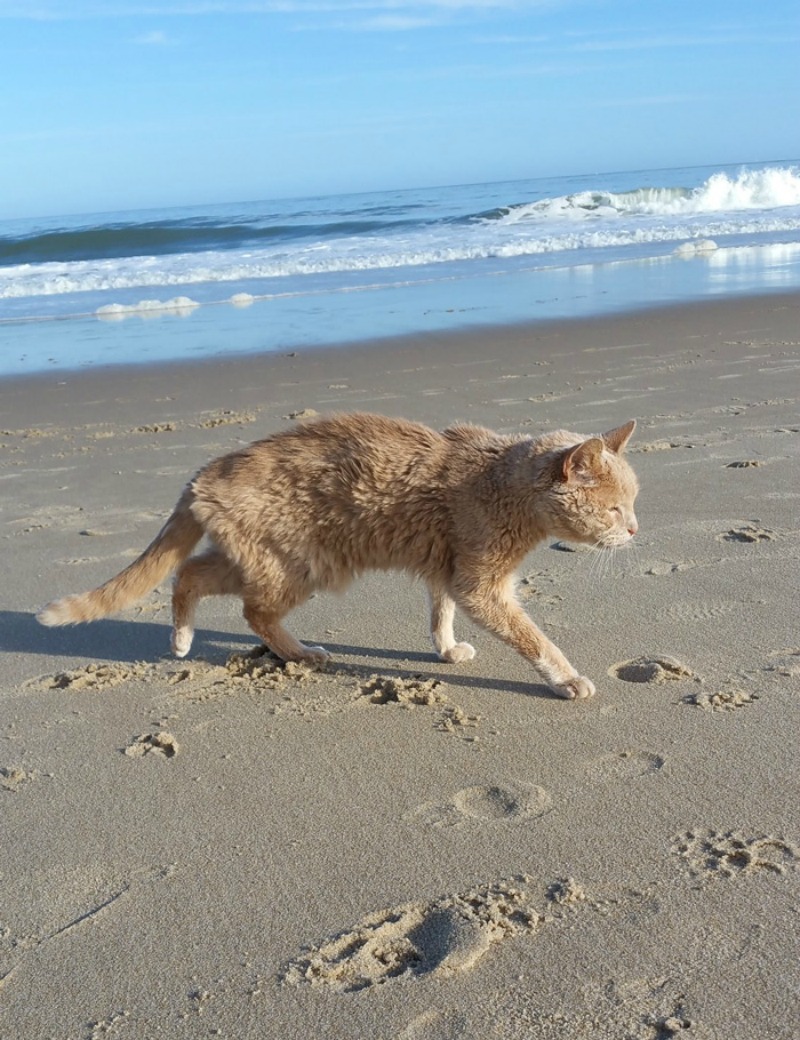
[317,643,556,699]
[4,611,555,700]
[1,609,194,662]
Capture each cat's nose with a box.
[627,519,638,536]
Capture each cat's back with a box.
[192,413,461,577]
[196,412,448,497]
[290,411,442,458]
[267,412,444,477]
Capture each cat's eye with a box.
[610,506,622,517]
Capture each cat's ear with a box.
[562,437,604,484]
[602,420,636,454]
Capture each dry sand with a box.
[1,293,799,1039]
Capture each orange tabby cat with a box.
[38,413,639,700]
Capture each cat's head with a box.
[549,420,639,548]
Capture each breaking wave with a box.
[1,164,799,307]
[486,167,800,224]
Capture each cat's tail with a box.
[37,488,203,627]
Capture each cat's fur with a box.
[38,412,639,700]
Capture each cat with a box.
[37,412,639,700]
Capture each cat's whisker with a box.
[626,538,643,577]
[586,553,603,587]
[586,541,613,586]
[593,547,610,582]
[582,545,599,581]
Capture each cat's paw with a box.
[552,675,596,701]
[299,645,331,667]
[439,642,476,664]
[171,626,194,658]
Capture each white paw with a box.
[302,645,331,667]
[439,642,476,664]
[552,675,596,701]
[171,626,193,658]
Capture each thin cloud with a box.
[565,24,800,53]
[133,29,170,44]
[344,14,441,29]
[472,33,549,44]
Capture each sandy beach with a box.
[2,292,799,1039]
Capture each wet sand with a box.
[1,292,799,1038]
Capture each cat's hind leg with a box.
[428,583,476,664]
[171,546,242,657]
[241,584,330,667]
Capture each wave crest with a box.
[493,167,800,224]
[2,165,799,305]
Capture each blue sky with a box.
[1,0,798,218]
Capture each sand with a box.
[1,293,799,1039]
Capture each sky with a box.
[0,0,798,219]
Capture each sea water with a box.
[2,161,800,375]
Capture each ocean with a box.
[2,160,800,375]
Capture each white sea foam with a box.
[4,211,797,303]
[498,168,800,224]
[2,165,799,312]
[95,296,199,320]
[691,167,800,210]
[674,239,718,257]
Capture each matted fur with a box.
[37,412,639,700]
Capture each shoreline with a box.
[3,287,799,400]
[4,239,800,378]
[2,289,799,1038]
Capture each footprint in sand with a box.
[609,656,695,684]
[510,978,704,1040]
[452,784,551,821]
[0,765,38,792]
[404,781,552,828]
[630,439,694,453]
[643,560,697,576]
[360,675,449,707]
[284,876,595,995]
[720,524,775,543]
[683,688,758,711]
[587,750,665,783]
[394,1010,466,1039]
[673,829,799,880]
[193,409,256,429]
[764,649,800,678]
[284,876,540,992]
[31,661,158,692]
[123,732,180,759]
[134,422,179,434]
[361,676,481,740]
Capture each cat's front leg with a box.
[427,583,476,664]
[544,674,596,701]
[452,574,595,700]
